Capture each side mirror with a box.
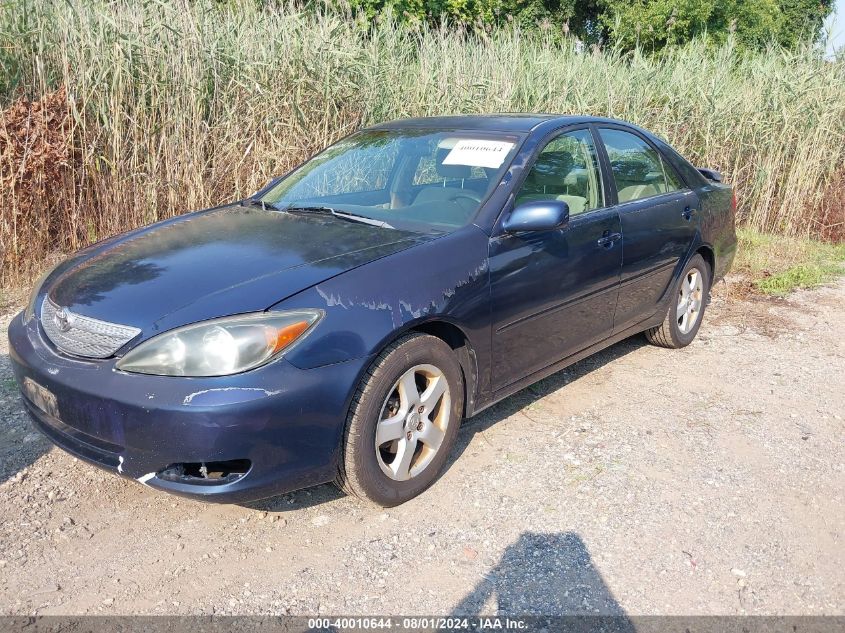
[696,167,723,183]
[502,200,570,233]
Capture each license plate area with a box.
[22,377,60,420]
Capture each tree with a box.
[345,0,581,28]
[597,0,834,51]
[775,0,835,47]
[341,0,835,50]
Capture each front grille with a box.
[40,297,141,359]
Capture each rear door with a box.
[595,126,699,331]
[489,127,622,391]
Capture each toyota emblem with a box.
[54,307,72,332]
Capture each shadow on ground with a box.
[452,531,632,623]
[0,351,52,485]
[249,335,646,513]
[451,334,646,464]
[246,482,345,512]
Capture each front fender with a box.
[277,225,493,395]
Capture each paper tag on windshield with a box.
[442,140,514,169]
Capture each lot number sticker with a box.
[442,140,515,169]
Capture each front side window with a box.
[515,129,604,215]
[598,128,682,203]
[262,130,520,232]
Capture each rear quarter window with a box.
[653,139,709,188]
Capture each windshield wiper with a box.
[243,198,278,211]
[281,205,394,229]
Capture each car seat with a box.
[515,151,587,214]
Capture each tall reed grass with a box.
[1,0,843,284]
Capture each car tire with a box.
[337,333,464,506]
[645,253,711,349]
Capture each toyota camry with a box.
[8,115,736,506]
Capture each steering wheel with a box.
[451,191,482,203]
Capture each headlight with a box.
[115,310,323,377]
[23,261,65,322]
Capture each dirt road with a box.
[1,278,843,616]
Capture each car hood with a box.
[47,204,428,336]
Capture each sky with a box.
[826,0,845,56]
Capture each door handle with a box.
[597,232,622,248]
[682,206,695,221]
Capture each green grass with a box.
[735,228,845,295]
[756,264,844,295]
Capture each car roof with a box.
[367,114,601,133]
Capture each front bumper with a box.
[7,311,367,503]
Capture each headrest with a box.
[526,151,574,186]
[435,148,472,180]
[610,159,649,181]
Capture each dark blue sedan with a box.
[8,115,737,506]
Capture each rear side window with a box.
[598,128,681,203]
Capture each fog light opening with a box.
[157,459,251,486]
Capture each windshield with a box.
[260,129,521,232]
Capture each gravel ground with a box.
[0,277,842,616]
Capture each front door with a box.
[490,128,622,391]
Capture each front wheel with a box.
[645,254,710,349]
[337,333,464,506]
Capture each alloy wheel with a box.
[677,267,704,334]
[375,364,451,481]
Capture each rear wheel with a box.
[337,333,464,506]
[645,254,710,349]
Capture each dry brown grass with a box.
[815,167,845,242]
[0,88,79,276]
[0,1,843,286]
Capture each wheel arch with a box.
[369,319,479,419]
[412,320,477,416]
[695,243,715,279]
